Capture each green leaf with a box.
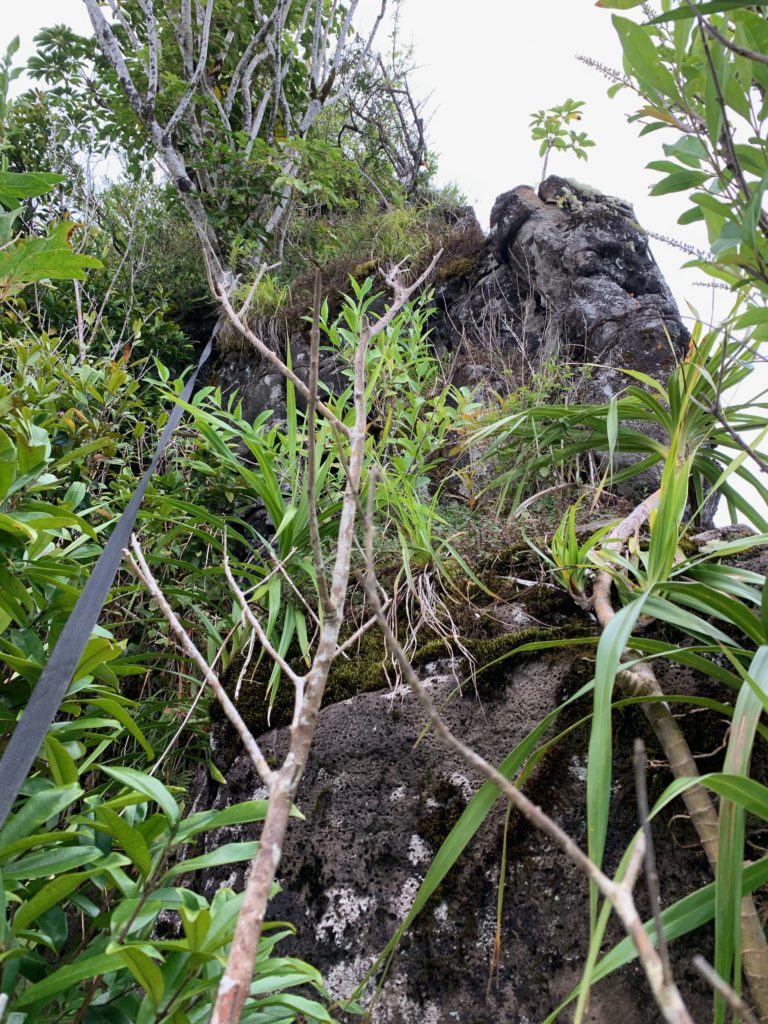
[11,872,87,934]
[255,994,333,1022]
[612,16,679,96]
[0,426,16,499]
[700,773,768,820]
[588,594,649,924]
[715,647,768,1015]
[73,637,124,684]
[161,841,260,881]
[110,945,164,1004]
[88,699,154,759]
[0,222,102,299]
[175,800,272,842]
[647,1,768,24]
[0,784,83,851]
[650,170,709,195]
[43,735,79,787]
[13,952,119,1008]
[100,766,180,825]
[0,171,66,209]
[3,845,103,880]
[94,806,153,879]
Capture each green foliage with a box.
[474,327,768,529]
[1,755,329,1022]
[23,3,424,271]
[6,3,768,1020]
[603,1,768,298]
[0,166,100,303]
[529,99,596,179]
[0,175,333,1022]
[320,277,479,591]
[252,197,465,319]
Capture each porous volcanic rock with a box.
[193,641,733,1022]
[207,177,688,421]
[431,177,688,407]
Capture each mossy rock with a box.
[436,253,482,281]
[412,622,597,697]
[211,627,392,750]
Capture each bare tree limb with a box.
[694,956,761,1024]
[307,267,331,613]
[123,537,275,788]
[634,738,672,984]
[223,551,305,687]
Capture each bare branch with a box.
[179,0,195,76]
[693,956,761,1024]
[214,277,352,439]
[104,0,141,50]
[634,738,672,984]
[166,0,216,135]
[368,248,443,341]
[123,537,275,788]
[307,268,331,613]
[223,551,305,687]
[136,0,159,108]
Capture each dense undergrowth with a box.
[2,2,768,1022]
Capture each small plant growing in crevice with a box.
[529,99,595,180]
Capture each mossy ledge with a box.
[212,618,598,758]
[411,623,597,695]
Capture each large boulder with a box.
[189,568,760,1022]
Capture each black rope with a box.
[0,335,215,828]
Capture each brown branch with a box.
[209,261,421,1024]
[214,280,352,439]
[590,491,768,1022]
[694,956,761,1024]
[223,551,305,687]
[307,267,331,613]
[635,738,672,984]
[695,16,768,67]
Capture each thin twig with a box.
[307,267,331,612]
[335,599,391,658]
[693,956,761,1024]
[123,537,275,788]
[73,280,86,365]
[215,282,352,439]
[634,737,672,984]
[149,616,242,777]
[223,551,305,687]
[694,16,768,67]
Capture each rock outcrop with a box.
[193,577,749,1023]
[432,177,688,407]
[208,176,688,421]
[190,182,736,1023]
